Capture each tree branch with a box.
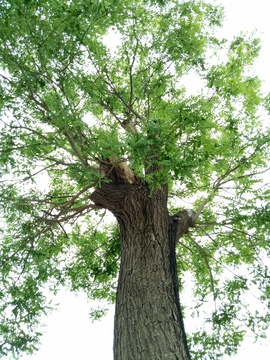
[186,233,216,303]
[193,145,269,223]
[170,209,196,243]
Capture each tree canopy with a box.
[0,0,270,359]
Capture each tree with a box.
[0,0,269,359]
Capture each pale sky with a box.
[16,1,270,359]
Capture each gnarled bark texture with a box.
[91,181,194,360]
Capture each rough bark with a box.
[91,182,193,360]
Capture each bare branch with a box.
[193,189,216,223]
[103,72,143,121]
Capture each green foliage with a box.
[0,0,269,358]
[67,223,120,301]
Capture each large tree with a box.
[0,0,270,359]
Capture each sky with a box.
[16,1,270,359]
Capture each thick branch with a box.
[169,209,196,244]
[90,182,136,213]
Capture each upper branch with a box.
[193,144,269,223]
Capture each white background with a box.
[19,1,270,359]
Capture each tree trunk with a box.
[91,182,192,360]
